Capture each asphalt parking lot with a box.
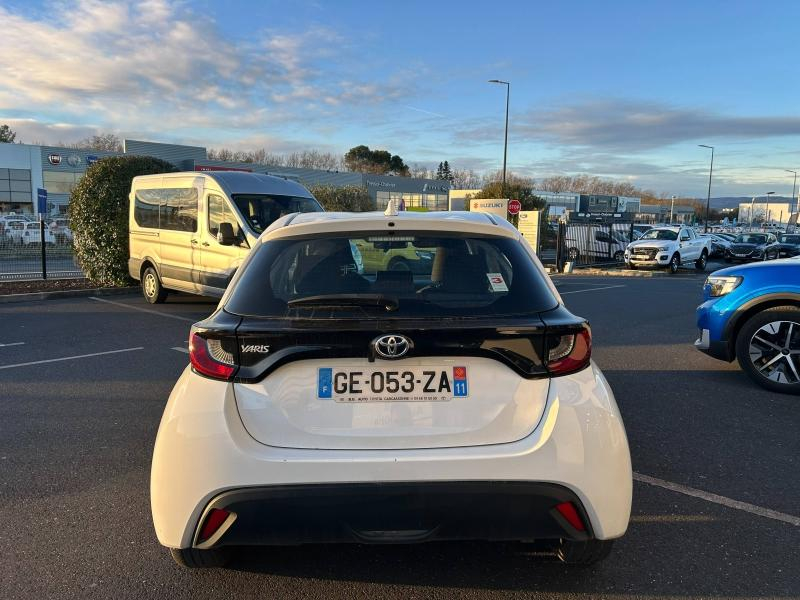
[2,272,798,599]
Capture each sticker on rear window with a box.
[486,273,508,292]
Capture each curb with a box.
[547,267,713,278]
[0,286,139,304]
[557,269,667,277]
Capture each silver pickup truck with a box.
[624,226,710,274]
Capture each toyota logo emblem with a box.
[373,334,412,359]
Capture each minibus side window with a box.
[161,188,198,232]
[134,189,161,228]
[208,194,241,240]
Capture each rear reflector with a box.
[189,332,236,380]
[555,501,586,532]
[198,508,231,543]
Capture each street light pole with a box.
[488,79,510,198]
[749,197,756,230]
[786,169,798,215]
[699,144,714,233]
[766,191,775,227]
[670,195,675,224]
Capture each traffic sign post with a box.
[37,188,47,216]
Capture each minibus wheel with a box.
[142,266,168,304]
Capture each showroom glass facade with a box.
[375,191,449,211]
[0,168,32,213]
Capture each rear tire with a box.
[170,547,231,568]
[142,266,167,304]
[735,306,800,395]
[556,539,614,565]
[613,250,624,262]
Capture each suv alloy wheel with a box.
[736,306,800,394]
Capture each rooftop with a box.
[264,210,519,241]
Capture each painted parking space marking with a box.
[0,347,144,371]
[554,281,625,287]
[171,346,189,354]
[559,284,626,295]
[0,342,25,348]
[89,297,195,322]
[634,472,800,527]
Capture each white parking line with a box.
[553,281,625,286]
[559,285,626,295]
[0,342,25,348]
[89,297,195,322]
[633,472,800,527]
[0,347,144,371]
[171,347,189,354]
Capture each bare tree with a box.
[70,133,123,152]
[408,164,436,180]
[450,168,483,189]
[206,147,343,170]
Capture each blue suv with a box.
[696,257,800,394]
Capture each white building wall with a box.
[739,202,793,224]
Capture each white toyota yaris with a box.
[151,209,632,568]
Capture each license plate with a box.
[317,366,468,403]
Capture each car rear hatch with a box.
[199,228,592,451]
[230,319,554,450]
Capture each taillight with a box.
[189,331,237,380]
[545,325,592,376]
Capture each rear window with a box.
[225,232,558,319]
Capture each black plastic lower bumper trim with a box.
[196,481,595,548]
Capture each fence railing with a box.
[0,216,84,281]
[538,220,636,272]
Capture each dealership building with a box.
[0,139,451,215]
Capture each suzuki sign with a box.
[471,198,508,218]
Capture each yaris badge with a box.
[373,334,412,359]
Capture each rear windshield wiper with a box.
[288,294,399,312]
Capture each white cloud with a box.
[0,1,414,145]
[0,118,100,145]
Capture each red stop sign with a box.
[508,199,522,215]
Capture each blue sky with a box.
[2,0,800,197]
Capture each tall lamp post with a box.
[698,144,714,232]
[765,191,775,226]
[488,79,510,198]
[786,169,798,215]
[670,195,675,224]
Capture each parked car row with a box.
[722,232,800,263]
[0,215,72,247]
[124,171,797,574]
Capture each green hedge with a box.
[68,156,176,286]
[309,185,376,211]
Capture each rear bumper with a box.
[151,362,632,548]
[195,481,594,548]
